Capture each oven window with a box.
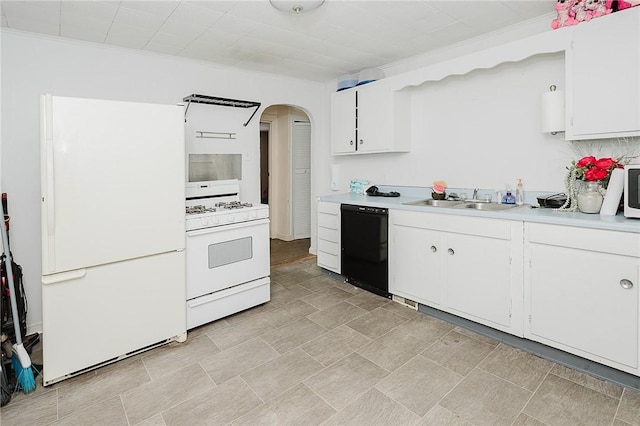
[189,154,242,182]
[208,237,253,268]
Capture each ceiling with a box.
[0,0,555,81]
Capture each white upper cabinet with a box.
[566,7,640,140]
[331,89,357,154]
[331,81,411,155]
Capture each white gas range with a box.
[185,180,270,330]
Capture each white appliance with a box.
[185,180,270,329]
[625,164,640,218]
[40,94,187,386]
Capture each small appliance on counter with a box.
[624,164,640,218]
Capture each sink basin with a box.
[403,199,464,207]
[455,202,520,211]
[403,198,522,212]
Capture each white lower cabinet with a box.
[446,232,513,329]
[390,224,444,307]
[525,223,640,375]
[316,201,341,273]
[389,210,523,336]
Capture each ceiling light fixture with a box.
[270,0,325,14]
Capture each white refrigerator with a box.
[40,94,186,386]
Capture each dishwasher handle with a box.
[340,204,388,215]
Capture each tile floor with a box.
[2,258,640,425]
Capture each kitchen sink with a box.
[454,201,520,211]
[403,199,464,207]
[403,199,521,212]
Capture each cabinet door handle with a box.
[448,248,455,255]
[430,245,437,253]
[620,279,634,290]
[359,139,364,145]
[349,140,353,145]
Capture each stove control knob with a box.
[228,214,236,223]
[250,211,258,219]
[240,212,249,221]
[211,217,219,225]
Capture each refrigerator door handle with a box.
[42,94,55,237]
[41,94,56,272]
[42,268,87,285]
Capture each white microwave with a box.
[624,164,640,218]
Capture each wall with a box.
[0,30,325,333]
[327,53,568,194]
[317,40,640,201]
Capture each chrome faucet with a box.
[472,188,479,200]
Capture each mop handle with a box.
[1,215,23,346]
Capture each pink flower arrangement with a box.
[573,156,623,187]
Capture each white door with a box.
[40,95,185,274]
[331,90,356,154]
[568,8,640,138]
[446,233,512,328]
[292,120,311,239]
[185,220,270,300]
[42,250,186,384]
[528,244,639,369]
[390,224,444,307]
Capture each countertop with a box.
[319,187,640,234]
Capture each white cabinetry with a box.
[390,223,444,307]
[389,210,523,335]
[331,81,410,155]
[331,89,356,154]
[566,7,640,140]
[317,201,341,273]
[525,223,640,375]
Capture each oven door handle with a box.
[186,218,270,236]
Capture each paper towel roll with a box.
[600,168,624,216]
[540,89,565,133]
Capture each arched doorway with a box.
[260,105,312,262]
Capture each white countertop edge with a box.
[319,192,640,234]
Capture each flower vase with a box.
[432,192,446,200]
[577,181,603,214]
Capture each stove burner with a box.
[186,205,217,215]
[215,201,254,209]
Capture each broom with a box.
[1,214,35,393]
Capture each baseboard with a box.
[272,233,293,241]
[27,322,43,335]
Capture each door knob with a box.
[620,279,634,290]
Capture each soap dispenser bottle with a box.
[502,187,516,204]
[515,179,524,205]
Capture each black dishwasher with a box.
[341,204,390,298]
